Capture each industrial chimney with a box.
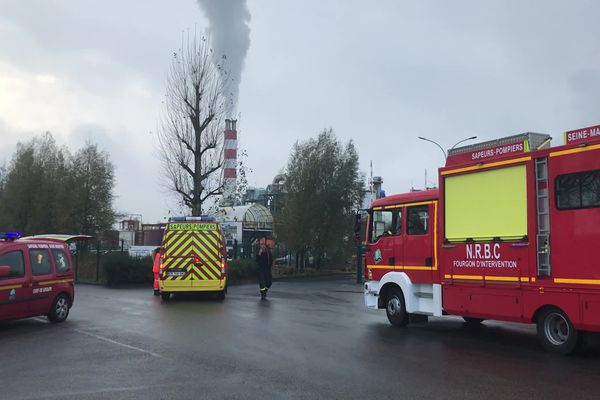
[372,176,384,199]
[223,119,238,204]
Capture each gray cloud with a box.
[2,0,600,222]
[238,0,600,195]
[569,69,600,121]
[68,124,175,222]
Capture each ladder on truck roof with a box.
[535,157,551,277]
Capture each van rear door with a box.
[189,229,224,288]
[161,222,224,288]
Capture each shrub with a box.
[227,258,257,284]
[101,252,153,286]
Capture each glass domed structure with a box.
[216,204,274,258]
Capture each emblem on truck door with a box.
[9,289,15,302]
[373,249,382,264]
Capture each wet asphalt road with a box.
[2,275,600,400]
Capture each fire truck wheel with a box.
[48,294,70,323]
[537,308,580,354]
[217,289,226,300]
[385,288,409,327]
[161,292,171,301]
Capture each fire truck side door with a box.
[366,209,400,273]
[393,207,404,269]
[404,204,433,273]
[551,159,600,283]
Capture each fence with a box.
[72,241,152,284]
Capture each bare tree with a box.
[158,33,232,215]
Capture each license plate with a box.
[167,269,186,277]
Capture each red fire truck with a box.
[363,124,600,354]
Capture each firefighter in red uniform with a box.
[152,247,161,296]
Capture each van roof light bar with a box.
[168,215,216,222]
[0,231,21,241]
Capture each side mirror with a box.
[0,265,12,277]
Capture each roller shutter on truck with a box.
[444,164,528,242]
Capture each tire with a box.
[217,283,228,301]
[385,287,409,327]
[48,294,70,323]
[536,307,579,355]
[161,292,171,301]
[463,317,484,325]
[153,289,160,296]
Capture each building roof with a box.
[216,203,273,230]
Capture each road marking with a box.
[73,329,163,359]
[31,318,164,359]
[10,384,182,400]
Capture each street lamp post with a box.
[418,136,478,159]
[450,136,478,151]
[417,136,447,159]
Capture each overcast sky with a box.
[1,0,599,223]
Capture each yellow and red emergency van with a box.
[159,216,228,300]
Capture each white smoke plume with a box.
[197,0,251,111]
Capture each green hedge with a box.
[227,258,257,283]
[100,253,258,286]
[101,252,153,286]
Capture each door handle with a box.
[389,257,395,266]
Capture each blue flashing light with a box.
[0,231,21,240]
[168,215,216,222]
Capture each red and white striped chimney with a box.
[223,119,238,201]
